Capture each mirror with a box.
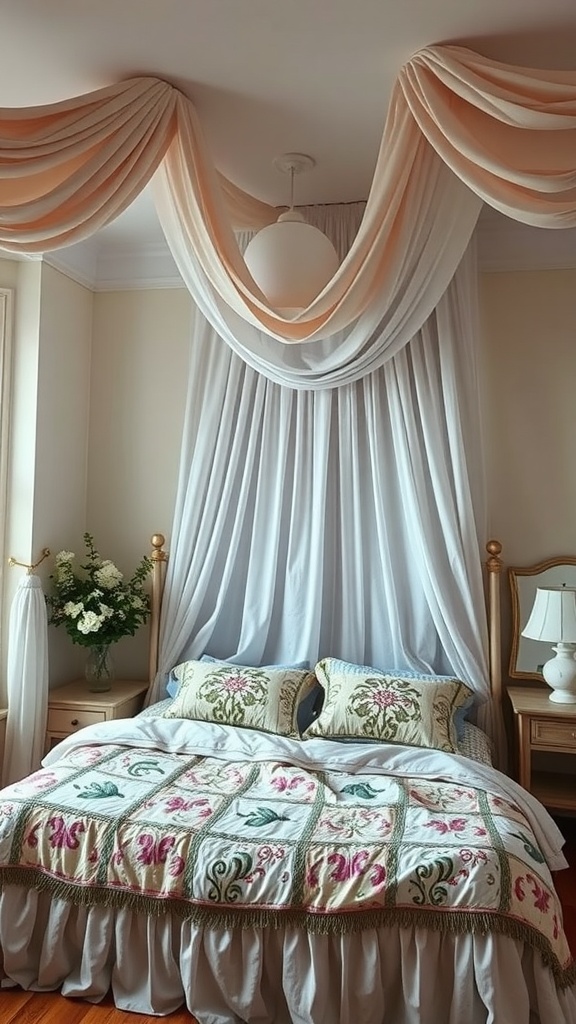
[509,557,576,679]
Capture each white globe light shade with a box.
[244,213,340,313]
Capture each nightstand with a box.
[507,685,576,813]
[45,679,149,753]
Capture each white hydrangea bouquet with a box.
[46,533,152,653]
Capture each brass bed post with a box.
[486,540,503,708]
[149,533,168,685]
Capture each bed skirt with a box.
[1,884,575,1023]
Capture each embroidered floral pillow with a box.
[306,658,473,753]
[161,660,316,738]
[305,658,474,740]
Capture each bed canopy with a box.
[2,43,576,772]
[1,44,575,353]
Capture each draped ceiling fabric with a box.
[0,42,575,348]
[1,43,576,766]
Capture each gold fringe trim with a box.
[1,868,574,990]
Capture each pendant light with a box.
[243,153,340,316]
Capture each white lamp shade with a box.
[521,587,576,642]
[244,218,340,313]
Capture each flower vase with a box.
[85,644,115,692]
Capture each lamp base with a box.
[543,643,576,703]
[549,689,576,704]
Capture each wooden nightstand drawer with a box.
[47,707,107,734]
[45,680,149,755]
[508,686,576,813]
[530,718,576,750]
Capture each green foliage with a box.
[46,533,152,649]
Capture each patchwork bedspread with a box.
[0,718,573,986]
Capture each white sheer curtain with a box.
[150,211,504,761]
[3,574,49,785]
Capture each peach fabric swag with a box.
[1,43,576,347]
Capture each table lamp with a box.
[521,586,576,703]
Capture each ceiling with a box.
[3,0,576,280]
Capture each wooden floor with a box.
[1,989,198,1023]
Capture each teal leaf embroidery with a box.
[238,806,289,827]
[511,831,545,864]
[341,782,383,800]
[127,760,165,778]
[75,781,124,799]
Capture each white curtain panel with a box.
[3,575,49,785]
[151,229,504,761]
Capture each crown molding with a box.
[93,243,183,291]
[44,240,183,291]
[476,209,576,273]
[33,208,576,293]
[0,250,43,266]
[44,244,98,291]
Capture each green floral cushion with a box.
[161,660,316,738]
[306,658,473,753]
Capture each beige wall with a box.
[480,268,576,564]
[479,267,576,676]
[87,288,191,680]
[0,265,191,695]
[0,260,93,697]
[35,264,94,684]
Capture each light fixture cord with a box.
[289,164,295,211]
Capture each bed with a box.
[0,539,575,1023]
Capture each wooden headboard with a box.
[147,533,507,712]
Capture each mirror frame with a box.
[508,556,576,680]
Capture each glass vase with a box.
[85,643,115,692]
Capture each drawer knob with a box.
[71,718,79,726]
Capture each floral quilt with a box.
[0,720,573,987]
